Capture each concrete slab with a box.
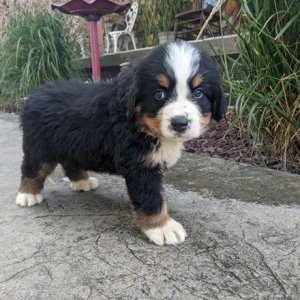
[0,112,299,299]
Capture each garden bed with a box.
[185,113,300,176]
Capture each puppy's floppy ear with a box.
[212,84,227,122]
[117,64,138,120]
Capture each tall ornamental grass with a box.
[222,0,300,166]
[0,10,82,104]
[136,0,192,46]
[0,0,51,38]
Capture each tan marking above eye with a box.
[157,74,170,89]
[192,73,204,89]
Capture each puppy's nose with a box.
[171,115,189,132]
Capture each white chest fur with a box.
[146,139,183,168]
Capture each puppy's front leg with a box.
[125,168,187,246]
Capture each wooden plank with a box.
[191,34,238,56]
[76,34,238,70]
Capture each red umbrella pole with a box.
[88,20,101,82]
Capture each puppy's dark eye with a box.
[154,90,166,101]
[193,88,203,99]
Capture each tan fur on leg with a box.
[17,163,56,207]
[62,163,98,192]
[136,199,169,230]
[136,199,187,246]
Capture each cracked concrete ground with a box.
[0,111,299,299]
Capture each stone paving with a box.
[0,112,299,299]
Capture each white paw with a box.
[70,177,99,192]
[16,193,43,207]
[143,218,187,246]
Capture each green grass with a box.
[0,10,82,109]
[220,0,300,166]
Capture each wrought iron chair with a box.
[174,0,240,41]
[105,1,138,53]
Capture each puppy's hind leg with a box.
[62,163,99,192]
[17,160,57,207]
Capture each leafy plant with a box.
[0,9,82,105]
[221,0,300,167]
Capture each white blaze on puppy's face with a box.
[159,42,206,140]
[159,100,201,140]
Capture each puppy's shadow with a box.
[44,188,130,214]
[34,182,140,238]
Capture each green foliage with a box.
[136,0,192,46]
[221,0,300,165]
[0,10,82,103]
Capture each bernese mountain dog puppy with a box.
[16,41,226,246]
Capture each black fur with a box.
[19,41,226,217]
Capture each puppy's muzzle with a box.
[171,115,189,133]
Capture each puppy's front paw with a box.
[70,176,99,192]
[143,218,187,246]
[16,193,43,207]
